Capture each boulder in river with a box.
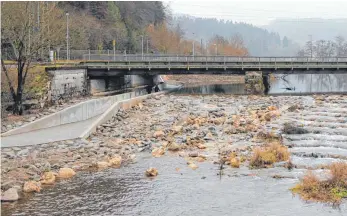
[108,155,122,167]
[40,172,56,185]
[58,168,76,179]
[96,161,110,169]
[145,168,158,177]
[23,181,41,193]
[152,147,165,157]
[1,188,19,202]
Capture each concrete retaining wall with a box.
[1,84,178,137]
[1,91,143,137]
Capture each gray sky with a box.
[164,0,347,26]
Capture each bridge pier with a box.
[245,71,265,94]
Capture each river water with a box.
[3,153,347,216]
[2,74,347,216]
[173,73,347,95]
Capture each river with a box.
[2,74,347,215]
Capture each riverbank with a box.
[2,93,347,213]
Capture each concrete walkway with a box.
[1,115,100,148]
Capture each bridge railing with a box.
[82,54,347,63]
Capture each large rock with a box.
[58,168,76,179]
[108,155,122,167]
[96,161,110,169]
[23,181,41,193]
[1,188,19,202]
[40,172,56,185]
[145,168,158,177]
[152,147,165,157]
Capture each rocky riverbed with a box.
[1,93,347,210]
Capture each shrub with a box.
[291,162,347,204]
[228,152,241,168]
[250,142,290,168]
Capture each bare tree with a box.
[1,2,64,115]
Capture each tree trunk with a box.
[13,59,24,115]
[13,91,23,115]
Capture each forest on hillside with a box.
[58,1,166,52]
[265,18,347,45]
[1,1,166,59]
[1,1,250,60]
[171,16,300,56]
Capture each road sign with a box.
[112,40,116,47]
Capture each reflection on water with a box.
[173,74,347,95]
[269,73,347,94]
[173,84,245,95]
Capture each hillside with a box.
[171,15,300,56]
[58,1,166,52]
[265,18,347,45]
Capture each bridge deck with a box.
[81,56,347,75]
[46,56,347,75]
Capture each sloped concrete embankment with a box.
[1,84,179,147]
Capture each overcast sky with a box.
[164,0,347,26]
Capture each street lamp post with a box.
[66,13,69,60]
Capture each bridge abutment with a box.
[245,71,265,94]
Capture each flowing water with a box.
[3,154,347,216]
[2,74,347,215]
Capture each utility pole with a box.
[66,13,69,60]
[141,35,144,59]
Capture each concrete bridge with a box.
[79,55,347,76]
[45,55,347,98]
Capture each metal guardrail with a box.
[82,54,347,63]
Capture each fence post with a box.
[88,49,91,61]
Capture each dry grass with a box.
[291,162,347,204]
[1,65,50,98]
[229,152,240,168]
[249,142,290,168]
